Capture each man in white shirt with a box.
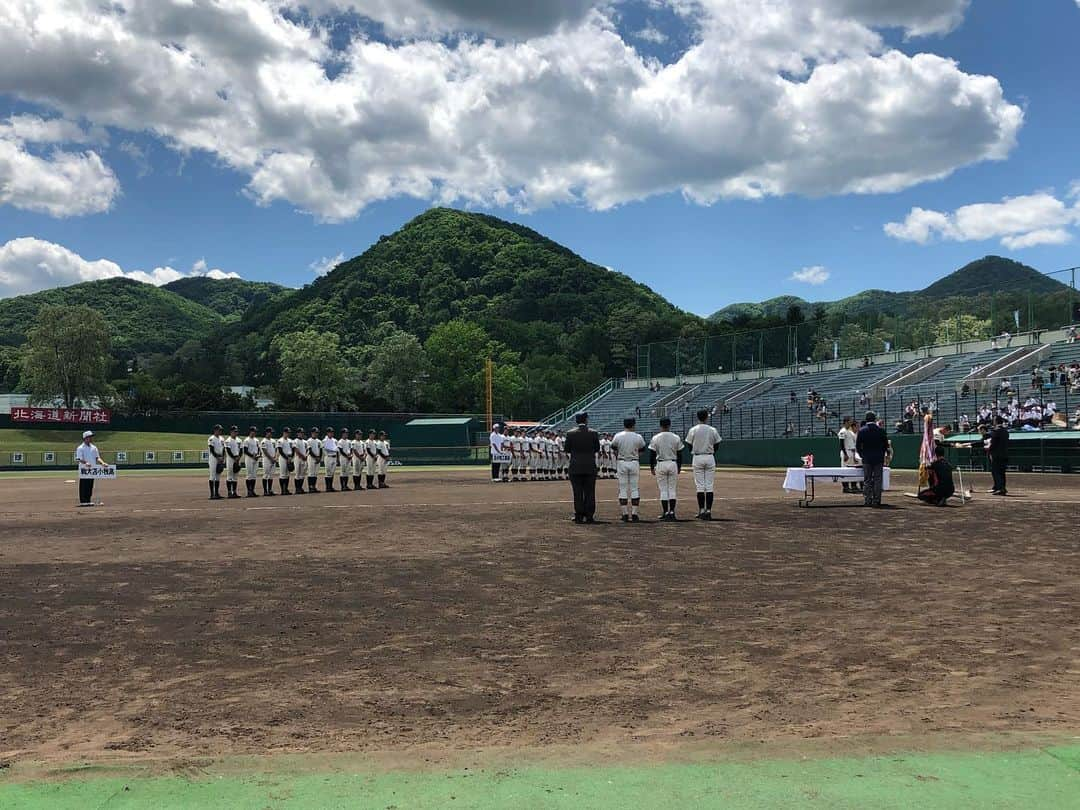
[611,417,646,522]
[292,427,309,494]
[838,418,861,494]
[75,430,107,507]
[490,424,504,482]
[260,427,279,497]
[276,427,294,495]
[307,426,323,493]
[376,431,391,487]
[684,409,722,520]
[207,424,226,500]
[242,426,262,498]
[322,427,339,491]
[224,425,243,499]
[364,429,379,490]
[649,418,684,521]
[337,428,354,491]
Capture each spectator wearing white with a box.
[685,408,722,520]
[75,430,107,507]
[611,417,646,522]
[649,417,684,521]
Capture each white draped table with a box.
[783,466,891,507]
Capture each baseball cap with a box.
[82,430,94,439]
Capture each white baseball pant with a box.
[208,457,222,481]
[655,460,678,501]
[244,456,259,480]
[278,454,292,479]
[692,455,716,493]
[353,455,365,476]
[263,455,278,479]
[366,455,377,476]
[376,455,389,475]
[617,460,641,500]
[325,454,338,477]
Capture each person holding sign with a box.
[76,430,108,507]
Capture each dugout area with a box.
[1,468,1079,807]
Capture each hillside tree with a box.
[21,305,112,408]
[273,329,354,410]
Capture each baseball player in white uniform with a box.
[527,432,539,480]
[376,431,391,487]
[223,426,242,499]
[276,426,294,495]
[598,434,612,479]
[306,426,323,493]
[685,408,722,520]
[649,417,684,521]
[350,430,366,490]
[337,428,354,491]
[242,426,262,498]
[322,427,339,491]
[611,417,646,522]
[207,424,226,500]
[292,427,309,494]
[259,427,279,497]
[509,429,523,481]
[364,430,379,490]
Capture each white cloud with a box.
[0,1,1021,221]
[0,114,119,217]
[309,252,345,276]
[633,25,668,44]
[885,190,1080,250]
[790,265,831,285]
[0,238,239,298]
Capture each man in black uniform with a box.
[988,416,1010,495]
[917,445,956,506]
[564,411,601,524]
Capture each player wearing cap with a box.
[350,430,366,491]
[685,408,722,520]
[611,417,646,522]
[337,429,353,491]
[320,427,338,492]
[306,426,323,493]
[223,426,242,499]
[207,424,226,500]
[242,426,261,498]
[527,432,540,481]
[364,430,379,490]
[649,418,684,521]
[259,427,278,497]
[75,430,107,507]
[276,427,294,495]
[376,431,391,487]
[292,427,308,494]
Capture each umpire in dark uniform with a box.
[565,411,601,524]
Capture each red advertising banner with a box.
[11,407,111,425]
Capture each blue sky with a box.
[1,0,1078,315]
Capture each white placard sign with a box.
[115,451,128,463]
[79,465,117,479]
[172,450,184,462]
[44,451,56,463]
[145,451,156,462]
[12,452,25,464]
[491,451,513,464]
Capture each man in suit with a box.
[565,411,601,524]
[855,411,889,508]
[987,416,1010,495]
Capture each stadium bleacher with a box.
[549,331,1080,442]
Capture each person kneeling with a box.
[917,446,955,506]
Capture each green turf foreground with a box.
[3,746,1078,809]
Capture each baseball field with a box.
[2,468,1078,807]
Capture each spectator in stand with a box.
[960,382,971,398]
[790,391,797,405]
[1072,407,1080,429]
[959,413,971,433]
[1067,325,1078,343]
[1000,331,1012,348]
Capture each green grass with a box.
[2,745,1078,809]
[0,429,208,452]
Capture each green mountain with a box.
[232,207,697,373]
[163,277,288,319]
[0,277,222,354]
[710,256,1068,323]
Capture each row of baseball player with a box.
[205,425,391,500]
[605,411,723,522]
[488,427,638,482]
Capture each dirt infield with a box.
[1,468,1078,768]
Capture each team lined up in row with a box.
[205,424,391,500]
[488,427,629,482]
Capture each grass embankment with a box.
[0,429,207,453]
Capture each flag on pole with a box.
[917,411,934,490]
